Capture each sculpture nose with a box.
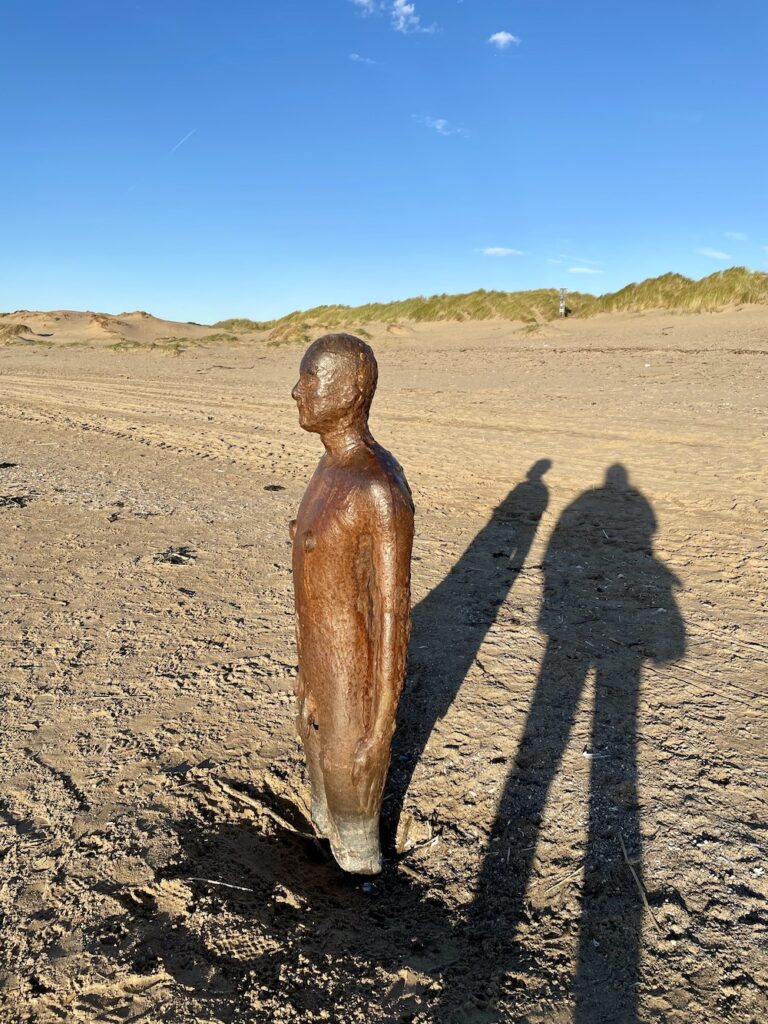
[291,381,300,401]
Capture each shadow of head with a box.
[527,457,552,481]
[539,461,686,665]
[604,462,629,489]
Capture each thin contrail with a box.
[168,127,197,155]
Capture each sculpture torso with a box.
[292,443,413,748]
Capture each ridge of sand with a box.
[0,309,221,347]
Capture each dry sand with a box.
[1,308,766,1023]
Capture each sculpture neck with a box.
[320,419,374,461]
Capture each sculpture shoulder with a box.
[350,445,414,523]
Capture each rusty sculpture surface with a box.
[290,333,414,874]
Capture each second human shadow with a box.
[432,462,686,1023]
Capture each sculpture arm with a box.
[353,483,413,775]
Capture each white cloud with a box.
[392,0,418,31]
[547,258,565,264]
[696,247,731,260]
[413,114,467,137]
[391,0,434,34]
[349,1,435,34]
[483,247,524,257]
[349,52,376,64]
[489,31,520,49]
[568,266,603,275]
[724,231,747,241]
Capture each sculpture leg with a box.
[301,725,332,838]
[299,703,383,871]
[295,679,332,837]
[296,670,389,872]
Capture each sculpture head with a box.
[292,333,378,434]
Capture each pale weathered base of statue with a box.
[314,803,382,875]
[302,726,384,874]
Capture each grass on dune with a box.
[261,288,579,328]
[215,288,594,344]
[210,268,768,345]
[580,267,768,315]
[212,318,272,333]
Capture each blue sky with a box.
[1,0,766,322]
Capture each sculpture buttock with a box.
[290,333,414,874]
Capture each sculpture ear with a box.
[356,353,367,393]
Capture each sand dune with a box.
[0,309,231,348]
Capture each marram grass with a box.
[581,267,768,315]
[211,268,768,345]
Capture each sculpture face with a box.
[291,347,364,434]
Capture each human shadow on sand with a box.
[384,458,552,836]
[94,463,684,1023]
[432,463,686,1022]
